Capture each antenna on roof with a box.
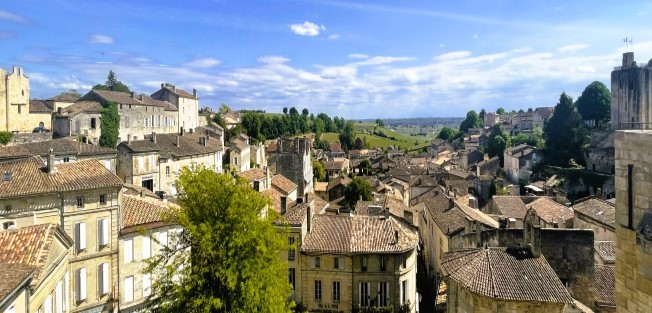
[623,37,633,50]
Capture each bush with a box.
[0,131,13,146]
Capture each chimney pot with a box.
[57,107,62,114]
[152,132,157,143]
[47,149,57,174]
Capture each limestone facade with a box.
[150,84,199,132]
[611,53,652,130]
[268,137,314,198]
[0,66,36,133]
[614,130,652,313]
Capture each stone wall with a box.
[611,53,652,130]
[8,132,52,146]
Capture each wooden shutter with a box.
[101,219,109,246]
[124,238,133,263]
[98,263,109,295]
[124,276,134,302]
[142,236,151,259]
[76,223,86,251]
[76,268,86,302]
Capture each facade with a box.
[0,156,124,313]
[504,144,540,184]
[0,66,39,133]
[613,130,652,312]
[611,52,652,130]
[150,84,199,132]
[28,100,54,131]
[119,195,182,313]
[228,134,251,173]
[117,131,223,196]
[51,101,103,143]
[268,137,313,198]
[78,90,178,142]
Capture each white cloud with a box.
[290,21,325,36]
[348,54,369,59]
[472,34,479,39]
[257,55,290,64]
[0,10,27,23]
[434,51,472,61]
[185,57,221,68]
[439,43,445,48]
[87,34,115,44]
[328,34,341,40]
[557,44,589,53]
[352,56,415,66]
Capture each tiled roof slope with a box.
[238,168,266,182]
[0,262,36,302]
[302,215,418,254]
[573,198,615,229]
[595,265,616,307]
[0,157,122,199]
[122,195,174,230]
[492,196,527,219]
[527,197,573,224]
[29,100,53,113]
[87,90,159,106]
[425,194,498,236]
[47,94,79,102]
[53,101,102,117]
[442,248,574,304]
[121,133,223,159]
[595,241,615,264]
[272,174,297,194]
[0,139,116,160]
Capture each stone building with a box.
[150,84,199,132]
[611,52,652,130]
[0,66,39,133]
[52,101,103,143]
[228,133,251,173]
[526,197,574,228]
[572,197,615,242]
[0,223,74,313]
[504,144,540,184]
[78,89,178,142]
[268,137,313,199]
[28,100,54,131]
[119,194,182,313]
[117,131,223,196]
[613,130,652,312]
[0,156,124,313]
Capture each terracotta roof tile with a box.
[238,168,266,182]
[573,198,615,229]
[121,133,223,159]
[314,182,328,192]
[272,174,297,194]
[53,101,102,117]
[122,195,175,230]
[527,197,573,225]
[492,196,527,220]
[47,94,80,102]
[29,100,53,113]
[595,265,615,307]
[442,248,574,304]
[329,142,344,153]
[261,187,286,213]
[302,215,418,254]
[0,262,36,301]
[425,194,498,235]
[0,139,116,161]
[161,86,196,99]
[595,241,615,264]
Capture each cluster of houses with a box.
[2,51,652,313]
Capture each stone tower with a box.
[611,52,652,130]
[268,137,313,199]
[0,66,30,132]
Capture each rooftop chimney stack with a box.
[161,83,165,89]
[127,134,131,145]
[596,188,603,199]
[152,132,157,143]
[130,91,135,98]
[193,88,197,97]
[176,135,180,147]
[47,149,57,174]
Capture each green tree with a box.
[575,81,611,126]
[344,177,373,209]
[59,89,81,98]
[145,166,293,313]
[479,109,486,122]
[219,103,232,114]
[437,126,458,141]
[0,131,13,146]
[487,124,511,166]
[496,107,506,115]
[212,112,226,129]
[93,70,131,93]
[544,92,589,166]
[302,108,309,116]
[338,120,356,151]
[99,101,120,148]
[289,107,298,115]
[282,107,288,114]
[459,110,482,132]
[375,119,385,127]
[313,160,327,182]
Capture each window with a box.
[288,268,296,290]
[402,253,407,268]
[361,256,368,271]
[75,268,86,302]
[64,271,69,311]
[334,256,341,269]
[142,236,151,259]
[165,166,170,177]
[124,238,133,263]
[98,263,109,296]
[380,256,387,271]
[333,281,341,302]
[45,294,52,313]
[234,156,238,166]
[359,282,370,306]
[75,223,86,252]
[90,118,96,129]
[76,196,84,208]
[99,194,106,205]
[288,237,295,260]
[2,221,14,230]
[400,280,408,305]
[312,256,321,268]
[124,276,134,302]
[378,282,389,306]
[98,219,109,247]
[314,280,322,301]
[142,274,152,297]
[63,157,70,163]
[138,156,144,170]
[150,153,155,167]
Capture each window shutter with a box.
[99,263,109,295]
[101,219,109,246]
[159,231,168,250]
[142,274,151,297]
[64,271,69,311]
[76,223,86,251]
[142,236,151,259]
[55,280,63,313]
[45,294,52,313]
[76,268,86,302]
[124,276,134,302]
[124,238,133,263]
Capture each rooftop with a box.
[0,139,116,161]
[238,168,266,182]
[120,132,223,159]
[0,262,36,303]
[527,197,573,225]
[271,174,298,194]
[122,195,175,232]
[594,241,615,264]
[595,265,615,307]
[492,196,527,220]
[573,198,615,229]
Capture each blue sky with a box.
[2,0,652,118]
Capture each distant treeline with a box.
[359,117,464,127]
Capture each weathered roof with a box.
[272,174,298,194]
[573,198,615,229]
[29,100,53,113]
[47,93,80,102]
[230,138,249,151]
[302,215,418,254]
[327,176,352,191]
[122,183,160,199]
[329,142,344,153]
[0,139,116,160]
[442,248,574,304]
[325,158,349,170]
[138,94,178,111]
[314,182,328,192]
[261,187,288,213]
[425,194,498,236]
[595,265,615,307]
[505,144,536,158]
[122,195,174,231]
[159,86,197,99]
[53,101,102,117]
[238,168,266,182]
[492,196,527,220]
[0,157,123,199]
[527,197,573,225]
[0,262,36,303]
[120,133,223,159]
[595,241,615,264]
[88,90,150,106]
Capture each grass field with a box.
[322,126,432,151]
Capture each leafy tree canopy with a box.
[437,126,458,141]
[0,131,13,146]
[459,110,483,132]
[496,107,506,115]
[59,89,81,98]
[313,160,327,182]
[99,101,120,148]
[486,124,511,166]
[219,103,232,114]
[338,120,356,152]
[302,108,309,116]
[145,166,293,313]
[92,70,131,93]
[575,81,611,124]
[345,177,373,209]
[375,118,385,127]
[544,92,589,166]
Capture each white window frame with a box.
[142,235,151,259]
[98,218,109,247]
[75,268,87,302]
[333,281,340,303]
[124,238,133,263]
[314,280,322,301]
[75,222,86,252]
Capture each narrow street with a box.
[416,251,434,313]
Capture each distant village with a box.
[0,51,651,313]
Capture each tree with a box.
[338,120,356,152]
[354,137,364,150]
[219,103,232,114]
[575,81,611,126]
[289,107,298,115]
[479,109,486,122]
[302,108,309,116]
[0,131,13,146]
[282,107,288,114]
[99,101,120,148]
[59,89,81,98]
[459,110,482,132]
[496,108,506,115]
[437,126,457,141]
[145,166,293,312]
[375,119,385,127]
[486,124,511,166]
[313,160,327,182]
[544,92,589,166]
[93,70,131,93]
[344,177,373,209]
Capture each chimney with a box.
[161,83,165,89]
[448,198,455,209]
[280,196,287,214]
[596,188,603,199]
[127,134,131,145]
[180,127,185,136]
[307,206,312,232]
[57,107,62,115]
[193,88,197,97]
[176,136,180,147]
[130,91,135,98]
[47,149,57,174]
[152,132,157,143]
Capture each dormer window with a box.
[2,172,11,181]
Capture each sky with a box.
[2,1,652,119]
